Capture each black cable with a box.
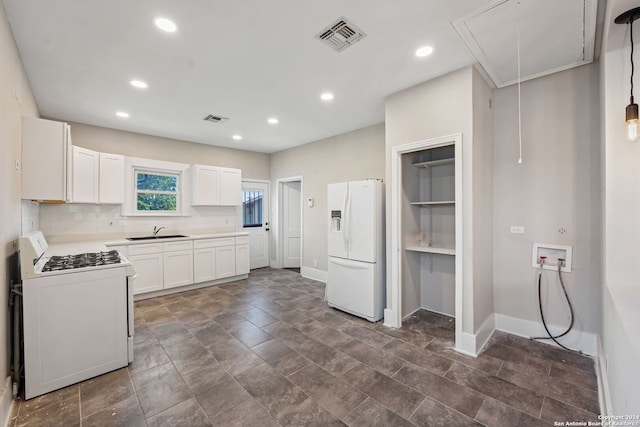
[632,18,635,100]
[533,262,578,353]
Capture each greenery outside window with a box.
[134,169,181,214]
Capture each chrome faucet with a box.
[153,226,166,237]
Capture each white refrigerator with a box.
[327,179,385,322]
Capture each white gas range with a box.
[18,231,135,400]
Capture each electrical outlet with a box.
[510,225,525,234]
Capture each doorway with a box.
[389,134,465,353]
[276,177,302,269]
[241,180,270,269]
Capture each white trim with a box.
[300,267,327,283]
[452,0,598,88]
[275,176,303,270]
[133,273,248,301]
[0,377,13,427]
[494,313,598,356]
[595,335,612,415]
[387,134,464,356]
[455,314,495,357]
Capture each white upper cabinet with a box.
[191,165,241,206]
[71,146,99,203]
[99,153,124,204]
[22,117,72,201]
[191,165,220,205]
[219,167,242,206]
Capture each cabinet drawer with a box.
[163,240,193,252]
[193,237,234,249]
[235,236,249,245]
[128,243,163,256]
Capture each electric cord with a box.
[532,259,578,353]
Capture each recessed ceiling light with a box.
[130,80,148,89]
[155,17,177,33]
[232,134,242,141]
[415,46,434,57]
[320,92,334,101]
[116,111,129,118]
[267,118,279,124]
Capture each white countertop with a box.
[104,231,249,246]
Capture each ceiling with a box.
[3,0,599,153]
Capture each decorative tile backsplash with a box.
[38,203,238,238]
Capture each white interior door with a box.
[282,181,301,268]
[242,180,270,269]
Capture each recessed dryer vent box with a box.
[531,243,572,273]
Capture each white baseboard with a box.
[134,274,249,301]
[595,335,612,415]
[0,377,13,427]
[456,313,495,357]
[494,313,597,356]
[300,267,327,283]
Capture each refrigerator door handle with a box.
[329,257,371,269]
[342,187,349,251]
[344,187,352,252]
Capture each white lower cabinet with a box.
[124,235,248,296]
[164,250,194,289]
[215,246,236,279]
[194,248,216,283]
[128,253,163,295]
[235,236,250,275]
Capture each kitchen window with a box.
[134,168,181,214]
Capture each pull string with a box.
[517,1,523,165]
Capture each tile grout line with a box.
[77,385,82,427]
[406,395,428,421]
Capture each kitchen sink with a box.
[126,234,188,241]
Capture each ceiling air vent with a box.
[315,17,366,52]
[203,114,229,123]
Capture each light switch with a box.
[510,225,525,234]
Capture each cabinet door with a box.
[128,253,163,295]
[215,246,236,278]
[99,153,124,204]
[163,250,194,289]
[192,165,220,206]
[219,167,242,206]
[235,244,249,275]
[22,117,71,201]
[71,146,99,203]
[194,248,216,283]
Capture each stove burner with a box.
[42,250,121,272]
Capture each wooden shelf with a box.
[405,246,456,256]
[412,158,454,168]
[410,201,455,207]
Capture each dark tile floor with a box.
[10,268,600,426]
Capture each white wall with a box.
[471,67,495,330]
[68,122,270,180]
[386,67,498,343]
[385,67,473,324]
[269,124,385,274]
[0,0,38,417]
[600,0,640,409]
[492,64,601,351]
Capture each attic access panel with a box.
[453,0,598,88]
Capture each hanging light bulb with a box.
[615,7,640,141]
[626,99,639,140]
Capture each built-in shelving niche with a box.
[402,144,456,319]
